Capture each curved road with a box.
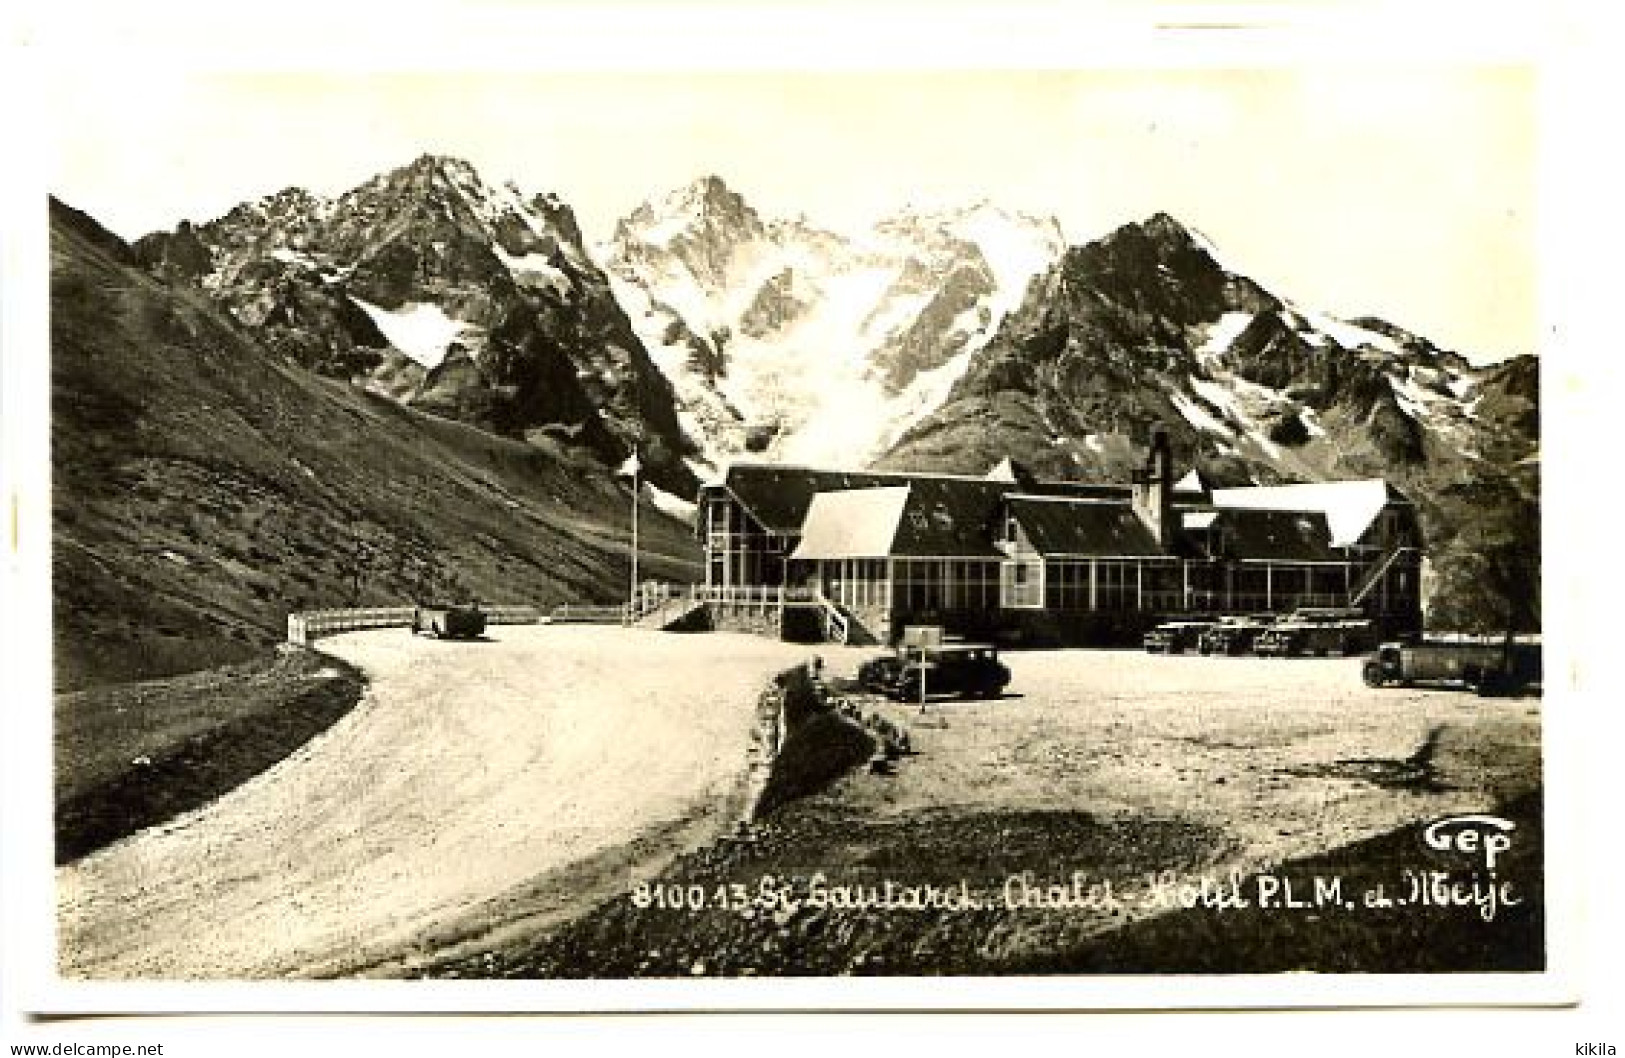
[57,626,853,979]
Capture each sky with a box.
[43,45,1536,363]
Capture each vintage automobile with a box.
[861,643,1011,701]
[411,602,487,640]
[1362,637,1542,695]
[1255,608,1376,657]
[856,652,905,693]
[1196,616,1272,656]
[1143,619,1215,655]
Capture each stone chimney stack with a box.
[1131,426,1175,548]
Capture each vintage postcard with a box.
[2,0,1608,1040]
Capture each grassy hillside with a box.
[51,199,700,691]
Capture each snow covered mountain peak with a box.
[604,178,1067,469]
[614,174,766,253]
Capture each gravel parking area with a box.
[854,649,1541,874]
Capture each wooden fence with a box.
[286,604,542,646]
[547,604,631,625]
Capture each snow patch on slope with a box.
[1170,390,1233,437]
[496,248,573,298]
[352,298,470,369]
[1294,307,1404,355]
[269,247,318,270]
[1198,311,1255,360]
[607,274,749,465]
[937,203,1064,326]
[646,482,697,522]
[1185,373,1296,459]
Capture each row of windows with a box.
[818,559,1004,613]
[1040,559,1181,612]
[890,559,1001,613]
[707,535,1419,612]
[821,559,889,610]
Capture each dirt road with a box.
[56,626,858,979]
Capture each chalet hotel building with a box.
[695,428,1422,645]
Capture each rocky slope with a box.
[134,155,697,494]
[882,213,1539,630]
[53,198,699,690]
[603,176,1065,467]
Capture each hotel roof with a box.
[1006,496,1166,558]
[1210,479,1401,547]
[709,463,1127,535]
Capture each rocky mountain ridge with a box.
[882,211,1539,630]
[135,155,697,494]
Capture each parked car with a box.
[861,643,1011,701]
[1143,620,1215,654]
[1362,637,1541,695]
[856,652,905,693]
[411,603,487,639]
[1197,616,1272,656]
[1255,614,1375,657]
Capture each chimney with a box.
[1131,425,1174,548]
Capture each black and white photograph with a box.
[2,0,1618,1049]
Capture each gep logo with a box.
[1422,814,1515,872]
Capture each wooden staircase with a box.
[811,592,880,646]
[1348,546,1412,607]
[635,594,708,631]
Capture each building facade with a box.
[696,431,1423,645]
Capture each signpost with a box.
[902,625,942,715]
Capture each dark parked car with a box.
[856,652,905,693]
[861,643,1011,701]
[1143,620,1215,654]
[1255,615,1375,657]
[411,603,487,639]
[1197,616,1271,655]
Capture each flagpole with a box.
[629,452,639,622]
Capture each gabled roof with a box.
[892,478,1012,557]
[790,488,910,560]
[786,480,1015,559]
[1210,479,1401,547]
[1211,508,1338,562]
[1006,496,1166,557]
[707,463,1128,535]
[710,466,908,533]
